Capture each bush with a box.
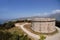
[0,31,31,40]
[0,31,12,40]
[1,21,15,29]
[0,21,31,40]
[12,31,31,40]
[39,34,46,40]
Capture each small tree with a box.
[4,21,15,29]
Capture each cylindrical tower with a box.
[31,18,56,33]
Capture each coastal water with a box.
[0,20,6,24]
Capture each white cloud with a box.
[31,9,60,17]
[42,12,50,16]
[32,13,48,16]
[52,9,60,14]
[42,9,60,16]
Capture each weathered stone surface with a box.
[31,18,56,33]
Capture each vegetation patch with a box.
[0,22,32,40]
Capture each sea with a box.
[0,20,6,24]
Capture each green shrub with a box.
[0,31,12,40]
[0,21,15,29]
[0,30,31,40]
[39,34,46,40]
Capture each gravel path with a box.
[45,27,60,40]
[16,23,40,40]
[15,23,60,40]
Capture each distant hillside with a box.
[0,11,60,24]
[17,12,60,21]
[47,13,60,21]
[56,21,60,28]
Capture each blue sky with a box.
[0,0,60,20]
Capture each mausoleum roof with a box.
[31,18,56,22]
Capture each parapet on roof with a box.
[31,18,56,21]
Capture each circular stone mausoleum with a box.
[31,18,56,33]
